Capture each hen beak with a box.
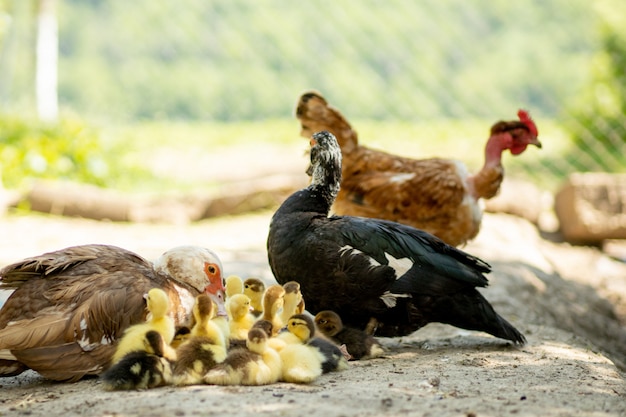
[531,137,542,149]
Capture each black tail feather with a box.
[415,291,526,345]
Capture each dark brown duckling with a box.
[315,310,385,360]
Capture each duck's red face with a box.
[203,262,227,317]
[203,262,223,293]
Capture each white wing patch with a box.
[379,291,412,308]
[338,247,413,308]
[77,334,113,351]
[340,246,414,277]
[339,245,381,269]
[384,253,413,278]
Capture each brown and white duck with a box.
[0,244,226,382]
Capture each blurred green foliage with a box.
[564,0,626,173]
[0,115,111,188]
[49,0,599,122]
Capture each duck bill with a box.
[205,288,227,318]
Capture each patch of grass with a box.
[0,115,111,189]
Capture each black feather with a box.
[100,351,172,390]
[308,337,345,373]
[267,131,525,345]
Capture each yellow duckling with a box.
[203,327,282,386]
[261,284,285,336]
[279,281,305,326]
[212,314,230,345]
[172,294,227,386]
[225,275,244,298]
[243,278,265,317]
[100,330,174,390]
[278,314,325,383]
[112,288,176,364]
[228,294,256,343]
[290,314,347,373]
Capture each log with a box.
[555,173,626,243]
[19,175,307,223]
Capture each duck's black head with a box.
[307,131,342,199]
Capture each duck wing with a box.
[332,217,525,344]
[270,215,397,317]
[0,245,168,380]
[0,244,152,288]
[333,215,490,290]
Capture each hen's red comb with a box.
[517,109,538,136]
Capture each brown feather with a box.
[13,343,114,382]
[0,244,219,381]
[296,91,539,246]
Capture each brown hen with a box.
[296,91,541,246]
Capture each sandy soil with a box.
[0,211,625,417]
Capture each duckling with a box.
[243,278,265,317]
[308,337,349,373]
[279,314,324,383]
[231,319,276,350]
[203,327,282,386]
[314,310,385,360]
[249,328,282,384]
[225,275,244,298]
[279,281,305,326]
[261,284,285,336]
[212,314,231,346]
[228,294,255,343]
[188,294,225,342]
[0,244,225,382]
[188,288,229,344]
[100,330,174,390]
[170,326,191,349]
[112,288,176,364]
[172,294,227,386]
[251,319,274,337]
[291,314,348,373]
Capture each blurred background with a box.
[0,0,624,201]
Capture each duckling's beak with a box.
[143,293,149,300]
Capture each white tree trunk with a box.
[36,0,58,122]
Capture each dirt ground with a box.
[0,210,625,417]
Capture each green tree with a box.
[566,0,626,172]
